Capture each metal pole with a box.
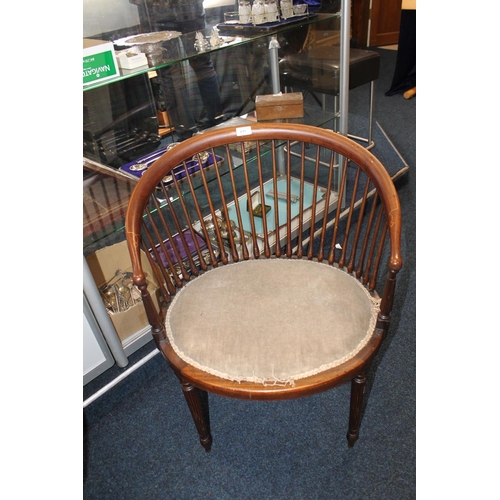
[83,255,129,368]
[368,81,374,147]
[338,0,351,208]
[339,0,350,137]
[268,35,286,174]
[83,349,159,407]
[268,35,281,94]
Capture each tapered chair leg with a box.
[347,371,367,448]
[181,380,213,452]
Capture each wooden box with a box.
[157,110,171,127]
[255,92,304,121]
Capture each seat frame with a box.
[125,123,402,452]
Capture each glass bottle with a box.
[239,0,252,24]
[252,0,265,25]
[280,0,293,19]
[265,0,280,23]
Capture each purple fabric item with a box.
[152,230,207,267]
[119,150,221,185]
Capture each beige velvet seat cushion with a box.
[165,259,380,386]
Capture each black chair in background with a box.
[279,23,380,149]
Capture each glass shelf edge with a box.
[83,12,340,92]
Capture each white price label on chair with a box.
[236,126,252,136]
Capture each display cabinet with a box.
[83,0,351,381]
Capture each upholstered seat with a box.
[166,259,380,386]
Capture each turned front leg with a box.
[181,380,212,452]
[347,372,367,448]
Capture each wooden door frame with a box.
[369,0,402,46]
[351,0,371,48]
[351,0,402,48]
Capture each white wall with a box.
[83,0,236,38]
[83,0,140,37]
[204,0,235,7]
[83,0,237,37]
[83,310,107,377]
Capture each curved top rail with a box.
[126,122,402,284]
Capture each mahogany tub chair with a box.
[125,122,402,451]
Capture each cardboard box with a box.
[255,92,304,121]
[83,39,119,86]
[86,241,162,342]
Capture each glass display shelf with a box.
[83,12,340,93]
[83,8,344,253]
[83,8,343,171]
[84,159,136,255]
[83,97,339,257]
